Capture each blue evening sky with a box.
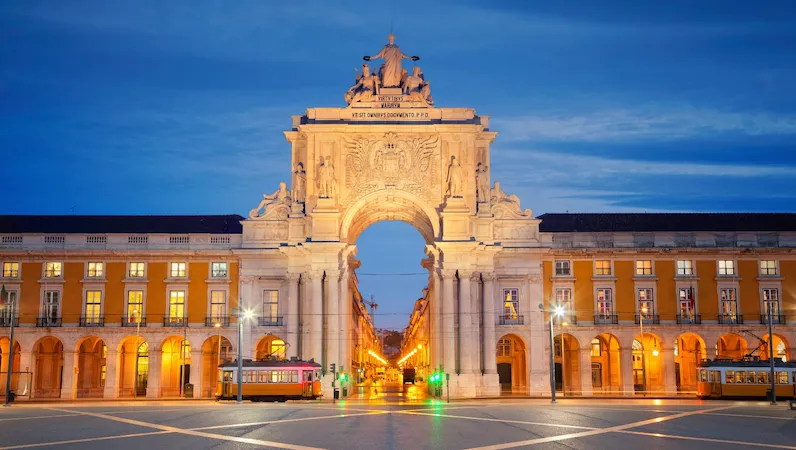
[2,1,795,330]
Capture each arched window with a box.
[271,339,286,360]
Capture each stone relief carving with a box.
[494,223,538,241]
[445,155,464,198]
[343,132,438,204]
[490,181,531,219]
[293,163,306,204]
[249,182,291,220]
[527,274,541,284]
[318,156,336,198]
[363,34,419,88]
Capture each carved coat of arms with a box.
[343,132,438,204]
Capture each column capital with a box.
[339,269,351,282]
[306,269,325,280]
[440,268,457,279]
[469,271,481,282]
[325,269,340,280]
[482,272,497,282]
[286,272,301,282]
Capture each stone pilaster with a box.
[482,273,497,375]
[146,349,162,398]
[308,270,324,362]
[338,270,351,373]
[59,351,78,400]
[441,268,456,375]
[286,273,301,359]
[579,347,593,396]
[103,350,119,398]
[189,349,202,398]
[325,269,340,370]
[620,347,635,396]
[431,269,442,370]
[662,347,677,394]
[458,270,473,374]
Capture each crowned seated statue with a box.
[403,66,433,106]
[249,182,291,220]
[345,64,380,105]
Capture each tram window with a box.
[725,370,734,383]
[709,371,721,383]
[734,371,745,384]
[258,371,269,383]
[289,370,299,383]
[746,372,755,384]
[304,371,313,382]
[699,369,707,382]
[777,372,788,384]
[271,371,286,383]
[756,372,768,384]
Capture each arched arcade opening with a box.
[118,336,148,397]
[75,336,106,398]
[591,333,621,393]
[554,333,580,395]
[674,332,706,391]
[496,334,527,393]
[32,336,62,398]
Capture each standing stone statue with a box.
[318,156,336,198]
[364,34,419,88]
[446,155,464,197]
[293,162,306,203]
[476,162,489,203]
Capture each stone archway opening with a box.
[633,332,663,393]
[674,332,706,391]
[161,336,190,397]
[256,335,286,361]
[716,333,748,360]
[591,333,621,393]
[75,336,106,398]
[554,333,580,395]
[758,333,790,362]
[497,334,527,393]
[1,337,23,397]
[202,335,233,397]
[118,336,148,397]
[32,336,62,398]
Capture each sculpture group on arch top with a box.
[247,34,536,243]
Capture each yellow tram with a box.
[697,358,796,399]
[216,358,323,401]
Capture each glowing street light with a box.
[234,306,255,404]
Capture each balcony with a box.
[594,314,618,325]
[676,314,702,325]
[552,314,577,326]
[36,317,62,327]
[258,316,283,326]
[121,316,147,327]
[718,314,743,325]
[163,317,187,327]
[498,315,525,325]
[635,314,660,324]
[0,317,19,327]
[206,316,230,327]
[760,314,786,325]
[79,316,104,327]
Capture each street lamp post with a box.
[639,306,647,395]
[3,289,15,407]
[215,322,222,400]
[543,302,566,404]
[767,305,777,405]
[234,307,254,404]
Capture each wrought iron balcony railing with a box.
[676,314,702,325]
[635,314,660,324]
[121,316,147,327]
[0,317,19,327]
[498,315,524,325]
[258,316,284,326]
[79,316,104,327]
[206,316,231,327]
[718,313,743,325]
[552,314,577,325]
[163,317,187,327]
[37,317,62,327]
[594,314,618,324]
[760,314,786,325]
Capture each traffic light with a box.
[329,363,336,375]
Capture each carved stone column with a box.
[441,268,457,374]
[482,273,497,375]
[458,270,473,374]
[286,273,301,359]
[662,347,677,394]
[146,348,162,398]
[620,346,635,396]
[431,269,442,370]
[325,269,340,370]
[308,270,324,362]
[470,272,481,373]
[189,348,202,398]
[338,270,351,373]
[103,350,119,398]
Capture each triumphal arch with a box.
[241,35,544,397]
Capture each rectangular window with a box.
[497,338,511,357]
[725,370,735,384]
[45,262,62,278]
[211,262,228,278]
[777,372,788,385]
[127,290,144,323]
[554,260,571,276]
[210,291,226,320]
[720,288,737,318]
[590,339,601,357]
[679,287,695,316]
[503,288,519,319]
[262,290,278,321]
[718,260,735,276]
[638,288,653,317]
[676,260,693,276]
[597,288,612,316]
[760,260,777,276]
[555,288,572,312]
[169,291,186,320]
[2,262,19,278]
[635,260,652,276]
[43,290,60,323]
[129,262,145,278]
[735,371,745,384]
[87,262,104,278]
[85,290,102,323]
[595,260,611,276]
[1,291,17,322]
[763,289,779,320]
[170,262,186,278]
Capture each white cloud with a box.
[494,107,796,143]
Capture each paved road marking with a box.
[619,430,796,449]
[190,410,391,430]
[47,408,325,450]
[397,410,598,430]
[0,413,82,422]
[463,405,737,450]
[703,411,796,421]
[0,431,173,449]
